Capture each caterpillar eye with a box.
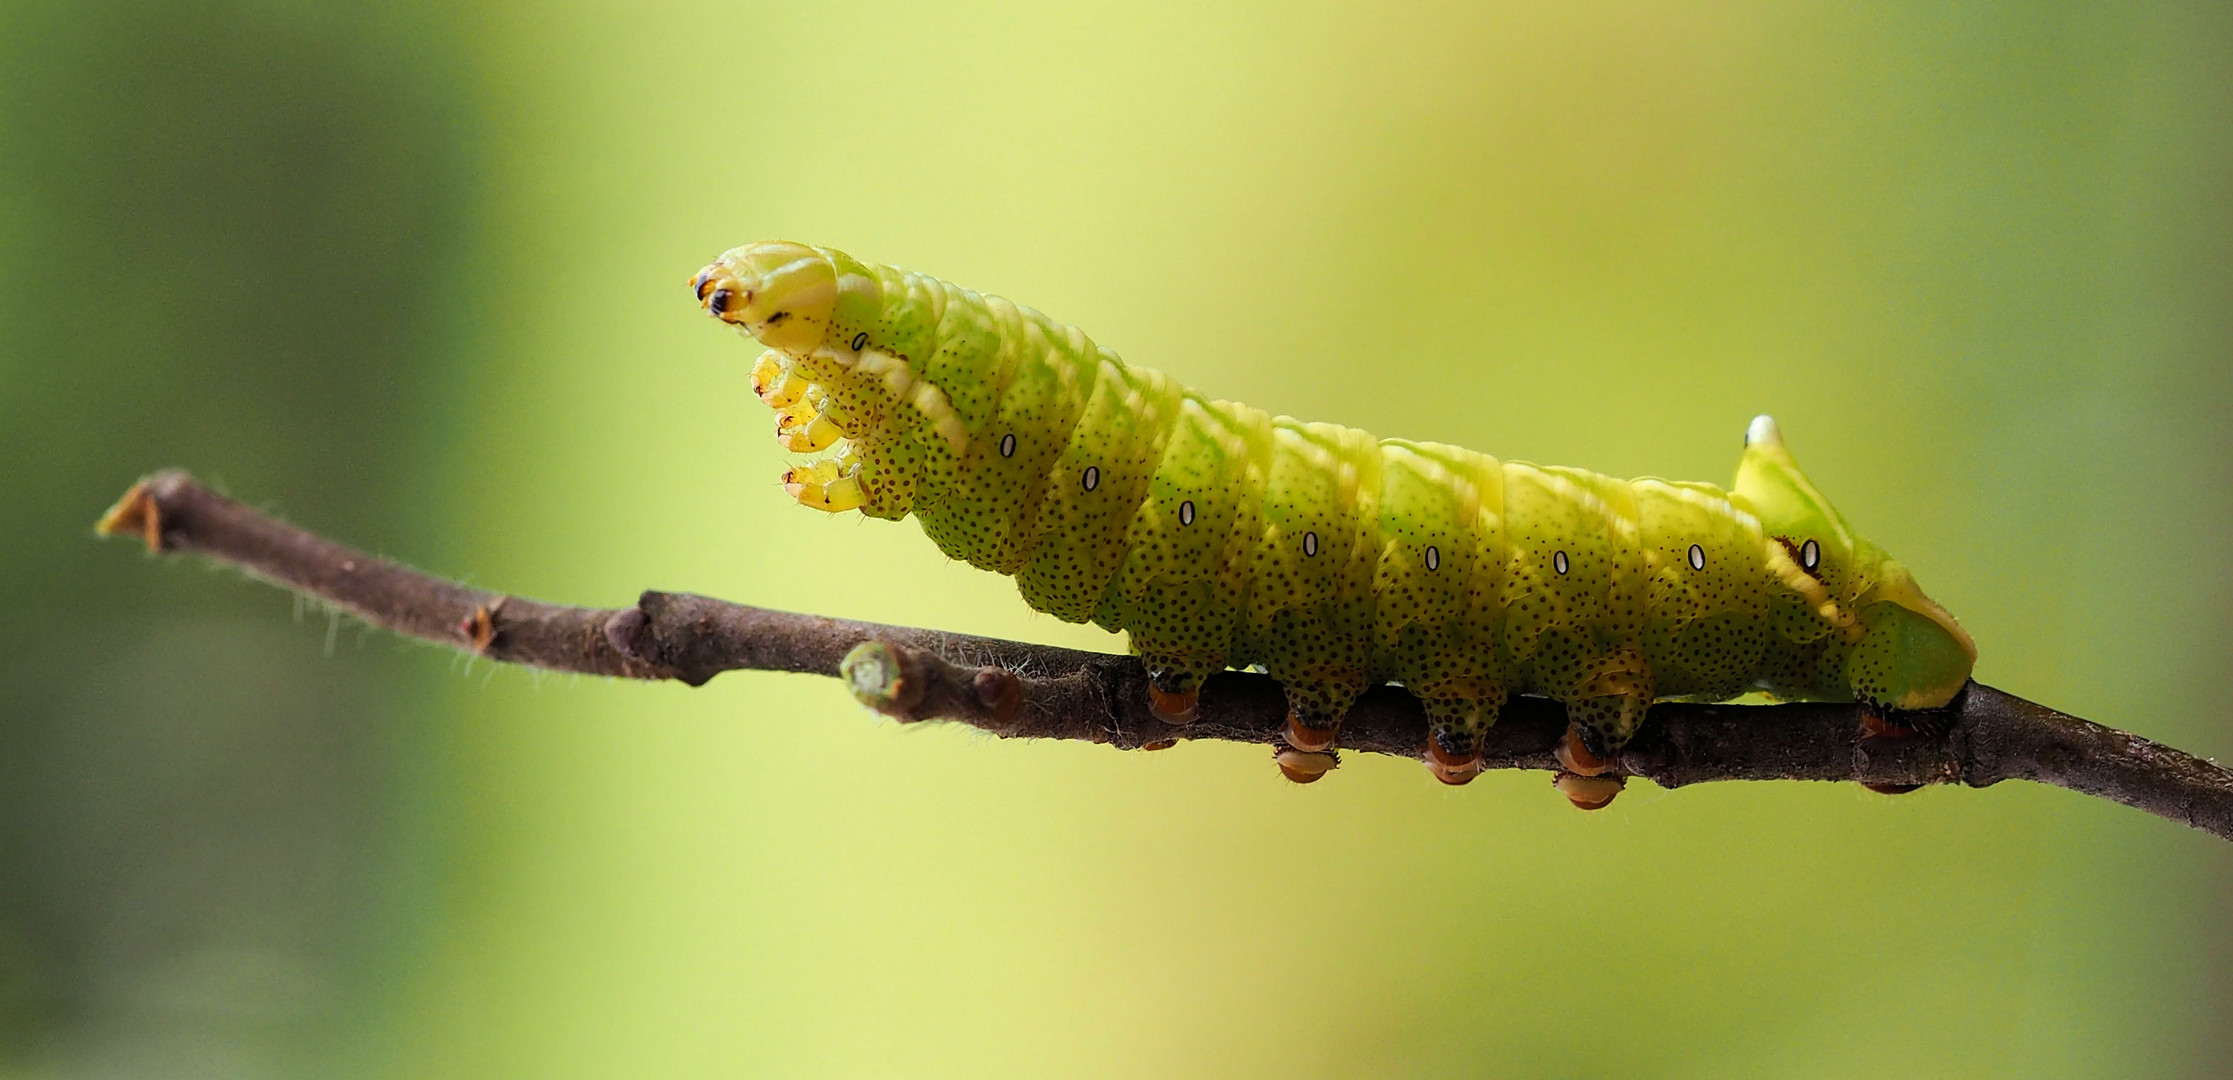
[708,288,735,316]
[1801,539,1821,572]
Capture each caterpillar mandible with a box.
[690,242,1977,809]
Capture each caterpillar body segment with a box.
[693,243,1978,803]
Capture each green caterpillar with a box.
[691,241,1976,807]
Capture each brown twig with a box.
[95,470,2233,841]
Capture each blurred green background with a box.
[4,1,2229,1076]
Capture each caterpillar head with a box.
[690,243,868,511]
[693,243,950,520]
[1736,415,1976,709]
[692,241,838,353]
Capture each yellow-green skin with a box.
[694,242,1977,761]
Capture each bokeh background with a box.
[5,1,2230,1076]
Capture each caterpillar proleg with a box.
[692,242,1977,805]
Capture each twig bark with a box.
[95,470,2233,841]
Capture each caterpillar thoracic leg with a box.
[752,350,809,409]
[775,404,842,454]
[782,460,865,513]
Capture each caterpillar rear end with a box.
[691,241,1976,808]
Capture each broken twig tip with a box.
[95,479,166,553]
[842,640,922,717]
